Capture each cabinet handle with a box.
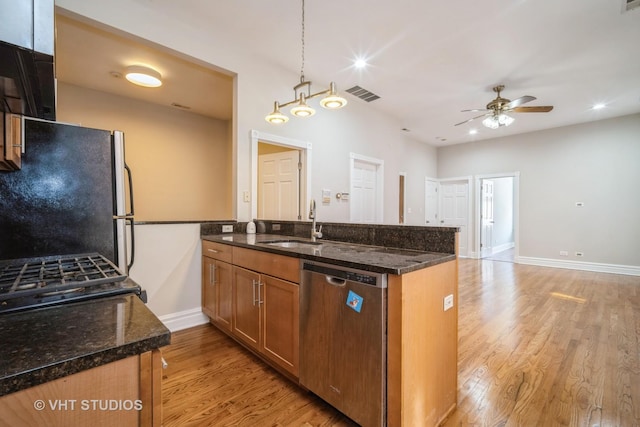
[210,264,217,285]
[207,248,219,253]
[258,280,264,305]
[252,279,258,306]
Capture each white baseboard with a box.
[158,307,210,332]
[516,256,640,276]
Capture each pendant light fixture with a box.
[265,0,347,124]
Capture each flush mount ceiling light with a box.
[482,113,514,129]
[125,65,162,88]
[265,0,347,124]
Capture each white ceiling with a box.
[56,0,640,146]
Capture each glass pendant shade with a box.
[265,102,289,124]
[290,94,316,117]
[319,82,348,109]
[498,114,514,126]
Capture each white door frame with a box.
[474,172,520,260]
[438,176,472,258]
[250,130,312,220]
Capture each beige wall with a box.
[57,82,232,221]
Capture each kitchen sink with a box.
[259,239,323,248]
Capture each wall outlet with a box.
[560,251,568,256]
[243,191,250,202]
[443,294,454,311]
[222,225,233,233]
[272,223,281,231]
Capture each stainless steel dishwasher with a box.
[300,260,387,427]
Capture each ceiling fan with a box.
[455,85,553,129]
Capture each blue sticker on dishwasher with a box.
[346,290,363,313]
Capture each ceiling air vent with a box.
[624,0,640,12]
[345,86,380,102]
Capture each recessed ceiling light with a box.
[592,103,606,110]
[354,58,367,69]
[125,65,162,88]
[469,129,478,135]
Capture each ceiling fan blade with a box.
[512,106,554,113]
[461,108,489,113]
[505,95,536,109]
[454,113,489,126]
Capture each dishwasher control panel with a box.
[302,261,387,288]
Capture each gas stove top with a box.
[0,253,144,314]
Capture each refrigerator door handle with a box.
[125,163,134,217]
[127,217,135,271]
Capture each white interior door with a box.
[440,181,469,257]
[425,178,438,225]
[258,150,299,220]
[481,180,494,258]
[350,155,383,223]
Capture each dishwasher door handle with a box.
[326,276,347,287]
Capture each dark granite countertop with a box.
[0,294,171,397]
[202,233,456,275]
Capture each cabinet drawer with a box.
[233,247,300,284]
[202,240,233,263]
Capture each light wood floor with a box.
[161,259,640,426]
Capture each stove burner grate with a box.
[0,253,126,302]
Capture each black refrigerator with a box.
[0,117,134,272]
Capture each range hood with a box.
[0,0,56,121]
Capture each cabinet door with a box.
[214,260,233,331]
[202,256,216,319]
[262,275,299,377]
[232,266,261,350]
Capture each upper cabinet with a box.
[0,0,56,121]
[0,0,54,55]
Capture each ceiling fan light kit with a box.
[265,0,347,124]
[455,84,553,129]
[482,113,514,129]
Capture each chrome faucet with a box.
[309,199,323,242]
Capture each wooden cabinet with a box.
[202,241,233,331]
[201,241,300,378]
[231,266,261,348]
[231,265,299,377]
[0,350,163,427]
[1,114,22,171]
[261,273,299,376]
[231,246,300,376]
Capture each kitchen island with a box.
[0,294,170,427]
[201,227,458,426]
